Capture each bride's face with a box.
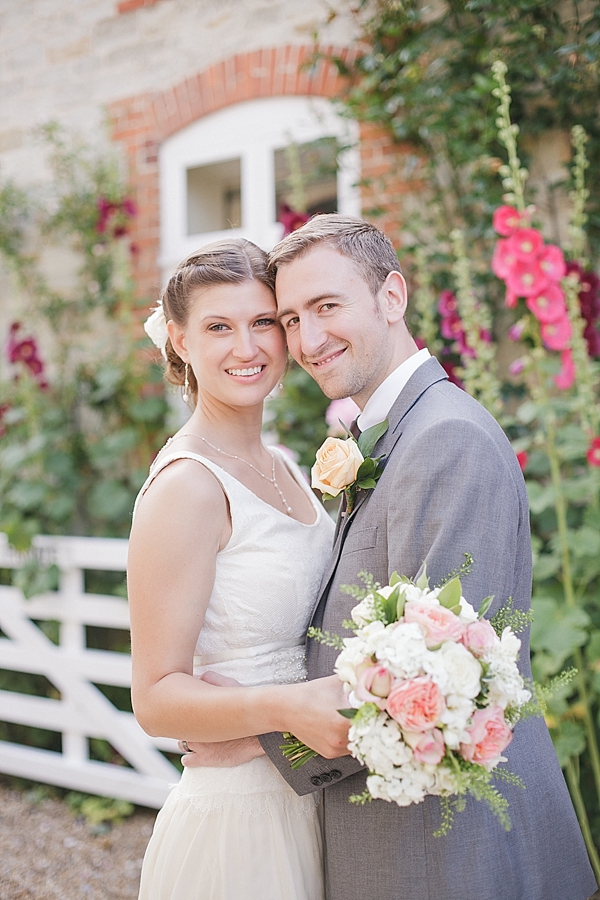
[169,279,287,408]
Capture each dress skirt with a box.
[138,756,324,900]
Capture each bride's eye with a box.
[208,322,230,332]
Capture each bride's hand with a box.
[285,675,352,759]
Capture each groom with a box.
[185,215,596,900]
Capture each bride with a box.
[127,238,339,899]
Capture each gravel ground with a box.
[0,781,156,900]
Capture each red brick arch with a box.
[108,45,362,303]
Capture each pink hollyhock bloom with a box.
[356,665,394,709]
[506,228,544,262]
[405,728,446,765]
[455,332,475,358]
[516,450,528,471]
[438,289,458,317]
[526,284,566,323]
[541,315,572,351]
[505,258,550,298]
[493,205,524,236]
[462,619,498,656]
[508,358,526,376]
[325,397,360,435]
[404,600,465,647]
[386,676,446,732]
[459,705,513,769]
[122,197,137,217]
[587,437,600,468]
[440,312,464,341]
[491,239,518,279]
[279,203,310,237]
[539,244,566,282]
[508,320,526,341]
[554,349,575,390]
[505,287,519,308]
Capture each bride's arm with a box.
[128,458,350,750]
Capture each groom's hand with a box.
[180,736,265,767]
[285,675,352,759]
[178,670,265,767]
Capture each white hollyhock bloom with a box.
[144,305,169,359]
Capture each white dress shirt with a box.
[357,348,431,432]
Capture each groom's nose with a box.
[297,313,328,358]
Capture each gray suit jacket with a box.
[262,358,596,900]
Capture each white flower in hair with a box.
[144,304,169,359]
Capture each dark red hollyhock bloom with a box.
[587,437,600,468]
[516,450,528,471]
[6,321,46,383]
[96,196,137,236]
[0,402,10,438]
[566,262,600,356]
[279,204,310,237]
[441,361,464,389]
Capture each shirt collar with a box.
[357,348,431,432]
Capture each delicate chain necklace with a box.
[167,433,293,516]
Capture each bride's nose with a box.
[231,327,258,360]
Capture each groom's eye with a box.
[282,316,299,329]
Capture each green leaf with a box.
[551,720,586,768]
[7,481,49,512]
[478,595,493,619]
[338,708,358,719]
[533,552,561,582]
[357,418,388,458]
[415,564,429,590]
[437,577,461,610]
[356,457,376,479]
[526,481,556,515]
[585,630,600,664]
[357,477,377,489]
[87,480,132,522]
[530,597,590,673]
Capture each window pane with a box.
[186,158,241,235]
[274,137,338,219]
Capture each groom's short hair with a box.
[268,214,402,299]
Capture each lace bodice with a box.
[134,447,335,687]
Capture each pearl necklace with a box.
[167,433,293,516]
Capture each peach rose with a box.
[404,600,465,647]
[459,705,513,769]
[311,437,364,497]
[386,676,446,732]
[462,619,498,656]
[405,727,446,765]
[355,665,394,709]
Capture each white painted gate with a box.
[0,533,179,808]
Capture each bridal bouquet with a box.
[284,561,546,834]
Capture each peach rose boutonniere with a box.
[311,418,388,514]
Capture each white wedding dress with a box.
[135,447,335,900]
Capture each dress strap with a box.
[132,451,233,521]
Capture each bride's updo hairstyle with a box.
[161,238,275,403]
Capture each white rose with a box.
[436,641,482,699]
[311,437,364,496]
[351,593,377,626]
[143,305,169,359]
[458,596,479,624]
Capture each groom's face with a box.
[276,244,396,405]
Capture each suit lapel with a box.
[311,357,449,620]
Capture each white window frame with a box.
[158,96,360,277]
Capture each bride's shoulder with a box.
[135,453,228,525]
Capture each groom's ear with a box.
[379,271,408,324]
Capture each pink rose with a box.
[404,600,465,647]
[405,727,446,765]
[355,665,394,709]
[462,619,498,656]
[459,705,513,769]
[386,676,445,732]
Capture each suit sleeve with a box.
[259,731,363,796]
[384,416,525,616]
